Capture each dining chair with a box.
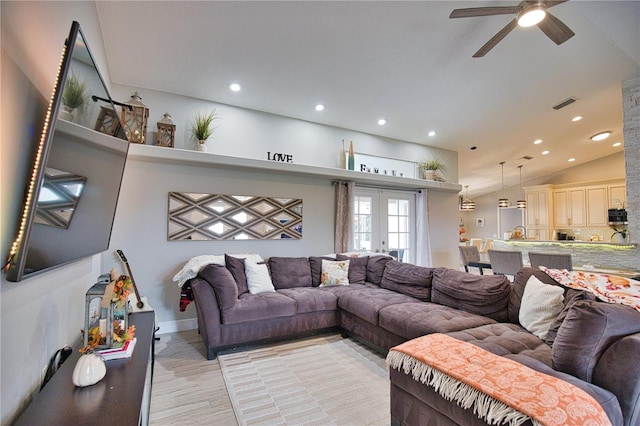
[488,249,524,277]
[459,246,491,275]
[528,252,572,270]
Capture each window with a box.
[353,188,415,263]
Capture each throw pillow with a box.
[245,261,275,294]
[225,254,248,295]
[309,256,336,287]
[336,254,369,284]
[519,275,565,340]
[319,259,350,287]
[197,264,238,311]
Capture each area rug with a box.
[218,334,390,425]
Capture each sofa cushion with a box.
[380,261,433,301]
[447,323,552,367]
[544,288,596,346]
[519,275,565,340]
[336,254,368,284]
[432,268,511,321]
[245,262,275,294]
[220,292,297,324]
[268,257,312,289]
[197,264,238,311]
[552,300,640,382]
[225,254,248,295]
[366,255,392,285]
[379,302,496,340]
[338,288,421,325]
[277,288,338,313]
[309,256,336,287]
[320,259,350,286]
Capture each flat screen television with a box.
[5,21,129,282]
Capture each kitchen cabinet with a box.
[554,188,585,227]
[609,184,626,209]
[524,185,553,240]
[586,186,608,226]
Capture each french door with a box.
[353,188,416,263]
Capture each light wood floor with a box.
[149,329,238,425]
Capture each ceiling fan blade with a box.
[545,0,569,8]
[537,12,575,45]
[473,19,518,57]
[450,6,521,19]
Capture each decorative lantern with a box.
[120,91,149,144]
[94,106,122,137]
[84,278,129,350]
[156,113,176,147]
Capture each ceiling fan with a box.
[450,0,575,57]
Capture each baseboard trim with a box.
[157,318,198,335]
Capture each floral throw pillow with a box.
[320,259,350,287]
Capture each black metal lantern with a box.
[120,91,149,144]
[84,278,129,350]
[156,113,176,147]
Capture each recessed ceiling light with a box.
[591,131,611,141]
[427,130,436,137]
[572,116,583,122]
[568,158,576,162]
[228,82,243,92]
[533,139,542,145]
[542,150,550,155]
[613,142,622,147]
[377,118,388,126]
[314,103,325,112]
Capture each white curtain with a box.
[416,189,432,266]
[334,181,354,253]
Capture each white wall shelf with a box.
[127,144,462,193]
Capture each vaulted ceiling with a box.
[95,1,640,197]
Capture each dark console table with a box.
[16,311,155,426]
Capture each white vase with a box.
[612,233,626,243]
[59,105,74,122]
[197,140,207,152]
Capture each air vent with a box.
[553,97,577,110]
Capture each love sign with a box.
[267,152,293,163]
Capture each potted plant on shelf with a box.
[418,158,447,181]
[191,109,219,152]
[610,226,628,243]
[60,72,87,122]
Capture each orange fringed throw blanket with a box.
[386,334,611,426]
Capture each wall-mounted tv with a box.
[5,21,129,282]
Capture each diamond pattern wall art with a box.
[168,192,303,241]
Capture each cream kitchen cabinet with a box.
[585,186,608,226]
[609,184,626,209]
[554,188,586,227]
[524,185,553,240]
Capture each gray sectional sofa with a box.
[186,254,640,426]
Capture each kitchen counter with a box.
[493,239,639,272]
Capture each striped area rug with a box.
[218,334,390,425]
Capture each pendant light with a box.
[516,165,526,209]
[498,161,510,208]
[461,185,475,211]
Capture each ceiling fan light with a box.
[517,7,546,27]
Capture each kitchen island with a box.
[492,239,639,276]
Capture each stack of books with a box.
[97,338,137,361]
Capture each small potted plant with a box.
[60,72,87,121]
[418,158,447,181]
[610,226,628,243]
[191,109,219,152]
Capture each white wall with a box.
[1,2,110,423]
